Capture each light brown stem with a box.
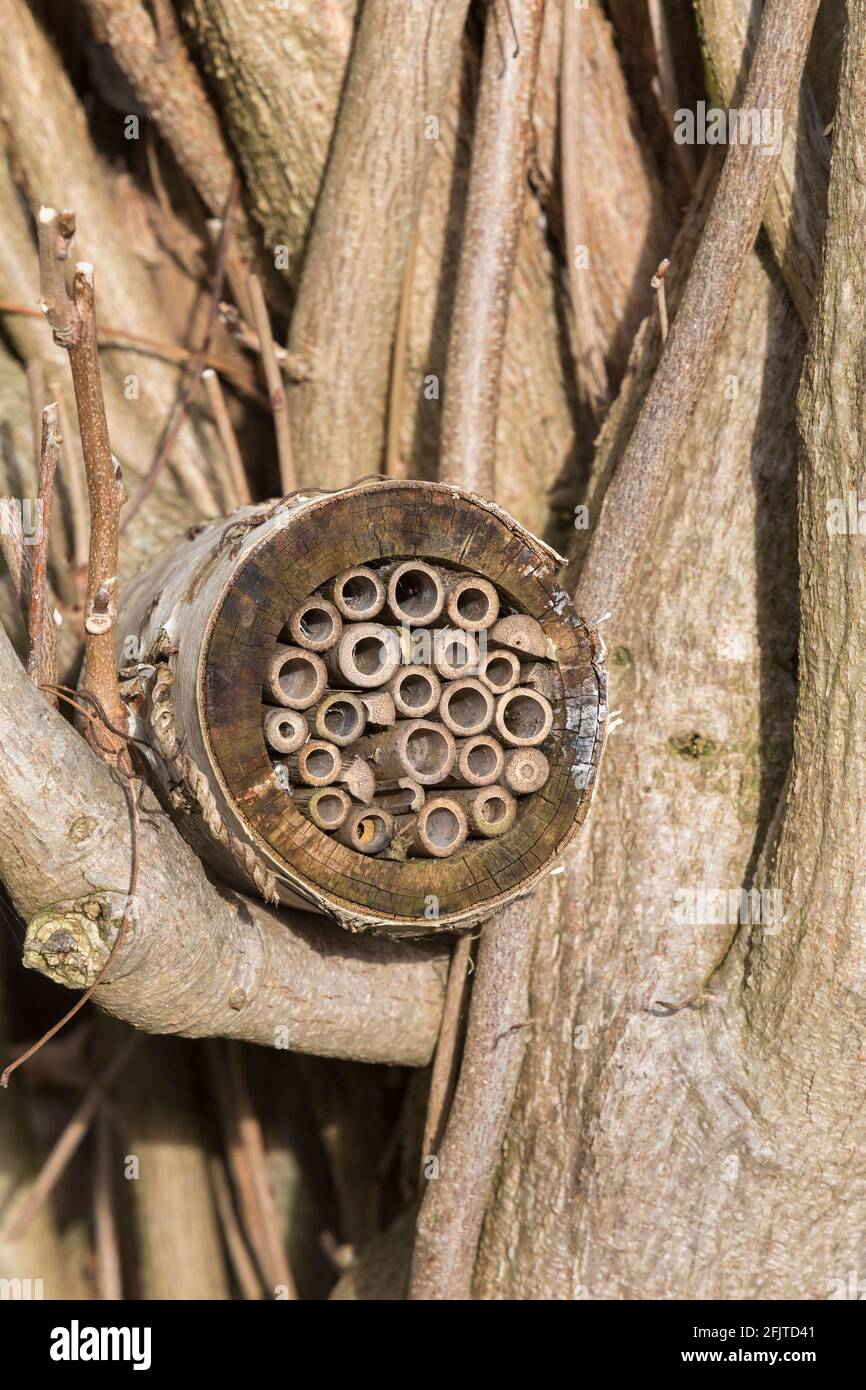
[202,368,251,508]
[25,403,60,706]
[247,273,295,495]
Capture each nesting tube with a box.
[478,648,521,695]
[447,785,517,838]
[325,565,386,621]
[358,692,396,728]
[310,691,367,746]
[326,623,401,689]
[504,747,550,795]
[286,739,342,786]
[519,660,559,703]
[286,596,342,652]
[334,804,394,854]
[359,719,456,786]
[294,786,351,831]
[387,665,441,719]
[494,688,554,747]
[262,706,307,756]
[385,560,445,626]
[264,644,327,710]
[337,756,376,805]
[438,678,495,737]
[397,796,468,858]
[375,778,425,815]
[445,574,500,631]
[432,629,480,680]
[489,613,548,659]
[442,734,505,787]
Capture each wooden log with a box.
[293,786,351,831]
[432,629,480,679]
[478,648,521,694]
[262,706,308,756]
[493,687,554,747]
[309,691,367,746]
[333,804,394,854]
[117,478,606,935]
[384,559,446,626]
[445,574,500,631]
[285,595,342,652]
[357,719,456,785]
[263,644,327,710]
[286,739,342,787]
[387,665,441,718]
[325,622,402,688]
[396,796,468,858]
[489,612,548,658]
[438,677,495,737]
[504,746,550,795]
[445,785,517,838]
[442,734,505,787]
[323,565,386,621]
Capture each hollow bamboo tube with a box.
[386,665,441,718]
[293,786,351,831]
[374,778,425,815]
[478,648,521,694]
[438,678,495,737]
[337,757,376,805]
[489,613,548,658]
[445,574,500,631]
[519,659,559,703]
[262,706,308,756]
[504,746,550,795]
[357,719,456,786]
[441,734,505,787]
[432,629,480,680]
[325,623,401,688]
[323,565,386,621]
[445,785,517,838]
[493,687,554,747]
[286,739,342,786]
[309,691,367,746]
[385,560,446,626]
[264,644,327,710]
[396,796,468,858]
[358,691,396,728]
[334,804,394,855]
[286,596,342,652]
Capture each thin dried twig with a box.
[386,224,418,480]
[26,362,74,608]
[202,368,251,509]
[122,179,239,529]
[420,932,473,1165]
[94,1111,123,1300]
[439,0,546,494]
[36,207,126,762]
[26,402,61,706]
[246,274,296,495]
[50,384,89,588]
[0,1034,138,1241]
[651,257,671,343]
[647,0,697,189]
[209,1154,264,1300]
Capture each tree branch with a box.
[438,0,545,495]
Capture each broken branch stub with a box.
[117,480,606,935]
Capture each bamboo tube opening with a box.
[290,740,342,786]
[389,666,440,717]
[314,692,366,746]
[439,678,494,736]
[446,575,500,630]
[331,566,386,620]
[265,645,327,709]
[288,597,342,652]
[403,722,454,782]
[433,630,479,679]
[295,787,351,830]
[405,796,469,858]
[262,706,307,756]
[336,805,394,854]
[479,649,521,693]
[387,561,445,625]
[495,688,554,746]
[330,623,401,688]
[504,747,549,795]
[461,736,503,785]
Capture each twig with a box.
[409,902,535,1298]
[439,0,545,494]
[122,179,239,529]
[420,932,473,1166]
[246,274,296,495]
[0,300,264,404]
[386,224,418,480]
[36,207,127,763]
[50,384,89,589]
[651,257,671,343]
[647,0,697,189]
[26,362,75,609]
[0,1034,138,1240]
[94,1111,123,1300]
[574,0,821,626]
[26,403,61,706]
[217,302,310,380]
[203,368,251,509]
[209,1155,264,1300]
